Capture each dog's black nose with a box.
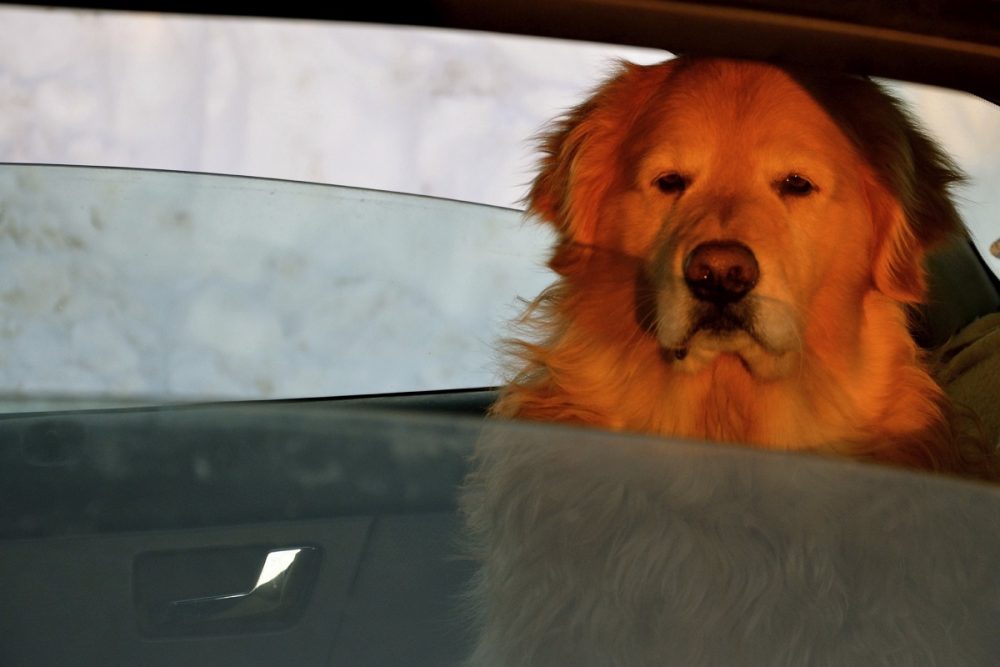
[684,241,759,303]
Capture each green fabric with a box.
[934,312,1000,446]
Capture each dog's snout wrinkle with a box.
[683,241,759,304]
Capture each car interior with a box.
[1,2,998,666]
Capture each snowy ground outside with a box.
[0,6,997,403]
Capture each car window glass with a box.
[0,164,554,407]
[0,6,996,404]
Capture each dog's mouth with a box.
[693,306,753,337]
[664,300,788,369]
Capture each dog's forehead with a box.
[635,62,847,154]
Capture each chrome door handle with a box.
[169,548,316,620]
[135,545,321,637]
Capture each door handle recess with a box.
[134,545,321,637]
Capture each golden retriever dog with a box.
[461,57,1000,666]
[492,57,997,478]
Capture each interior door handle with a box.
[170,547,315,620]
[135,545,321,637]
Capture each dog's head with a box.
[529,58,965,379]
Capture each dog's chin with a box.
[660,326,796,380]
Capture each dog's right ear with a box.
[527,61,670,246]
[526,96,600,237]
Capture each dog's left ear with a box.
[866,112,966,304]
[795,72,966,304]
[833,80,966,304]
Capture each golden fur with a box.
[494,57,997,480]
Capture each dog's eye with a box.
[779,174,815,197]
[655,172,688,195]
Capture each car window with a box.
[0,164,556,407]
[0,5,996,405]
[0,5,665,207]
[1,5,998,666]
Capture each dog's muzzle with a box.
[661,241,762,361]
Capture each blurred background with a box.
[0,5,996,403]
